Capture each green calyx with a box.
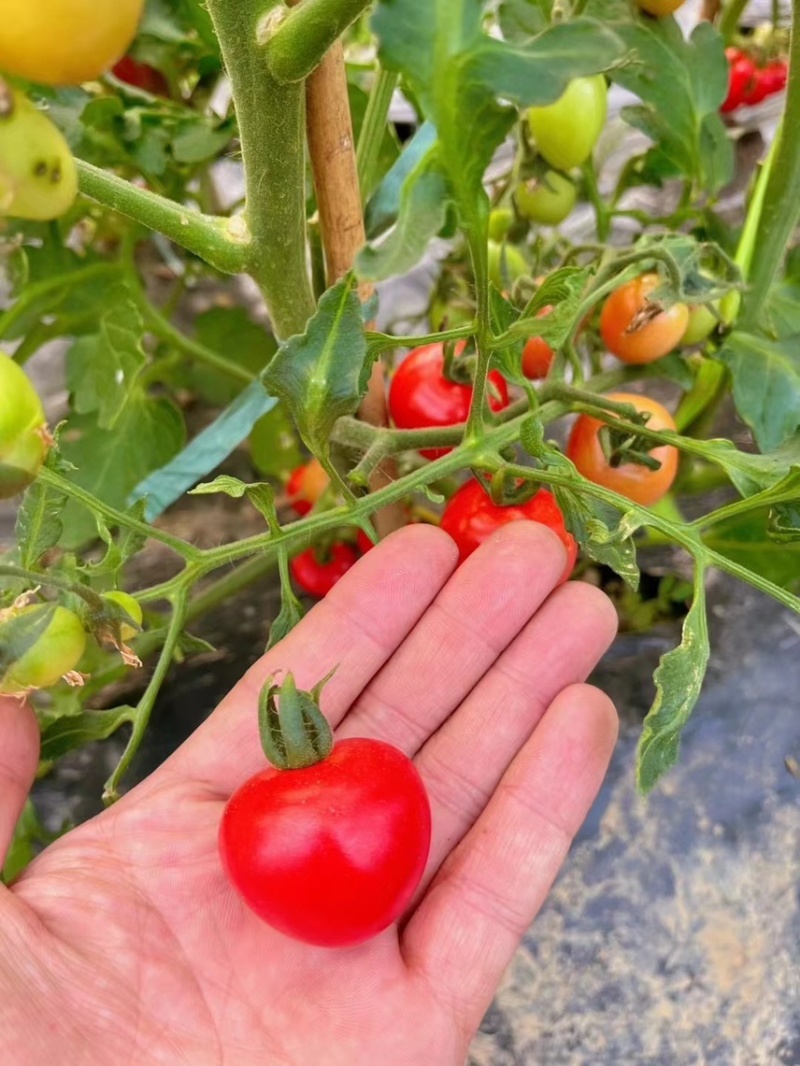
[258,669,336,770]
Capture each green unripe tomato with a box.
[515,170,577,226]
[103,590,143,642]
[488,207,514,242]
[0,86,78,222]
[527,75,608,171]
[0,356,49,499]
[487,241,528,290]
[0,604,86,696]
[682,304,718,346]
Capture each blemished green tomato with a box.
[487,240,528,290]
[0,88,78,222]
[681,304,718,346]
[527,75,608,171]
[637,0,685,14]
[0,604,86,695]
[102,591,143,642]
[515,170,577,226]
[0,0,145,85]
[0,355,49,499]
[488,207,514,241]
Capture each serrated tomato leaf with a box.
[715,331,800,453]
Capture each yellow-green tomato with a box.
[682,304,718,346]
[103,590,143,642]
[527,75,608,171]
[515,170,577,226]
[488,207,514,242]
[487,240,528,290]
[0,0,145,85]
[0,604,86,695]
[0,356,49,499]
[0,87,78,221]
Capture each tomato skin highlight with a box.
[600,274,689,365]
[286,458,329,516]
[566,391,679,506]
[0,0,145,85]
[388,343,510,460]
[440,478,577,581]
[219,738,432,947]
[527,75,607,171]
[290,543,358,598]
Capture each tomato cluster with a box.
[722,48,788,113]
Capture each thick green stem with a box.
[720,0,750,43]
[740,4,800,327]
[357,69,399,203]
[205,0,315,340]
[263,0,373,83]
[77,161,251,276]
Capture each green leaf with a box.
[66,287,147,429]
[39,707,134,762]
[704,509,800,589]
[262,276,371,460]
[716,331,800,452]
[364,121,438,239]
[60,394,186,549]
[268,589,305,650]
[190,474,278,530]
[15,454,69,569]
[636,570,710,793]
[179,306,276,406]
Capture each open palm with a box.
[0,524,618,1066]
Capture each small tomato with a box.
[0,603,86,696]
[290,543,358,598]
[600,274,689,365]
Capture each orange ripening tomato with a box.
[636,0,685,15]
[566,392,679,506]
[286,458,329,516]
[600,274,689,365]
[521,306,555,380]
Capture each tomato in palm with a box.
[636,0,685,14]
[290,542,358,598]
[515,170,576,226]
[527,75,607,171]
[721,49,756,112]
[0,0,145,85]
[286,458,329,516]
[219,737,432,947]
[0,603,86,696]
[0,355,50,498]
[600,274,689,364]
[388,342,510,460]
[112,57,169,96]
[440,478,577,581]
[0,88,77,223]
[566,392,678,506]
[521,306,555,380]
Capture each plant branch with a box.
[77,161,251,276]
[262,0,373,83]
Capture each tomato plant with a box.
[388,342,510,459]
[526,75,607,171]
[515,170,576,226]
[600,274,689,364]
[0,0,145,85]
[291,543,359,597]
[0,604,86,696]
[440,478,577,581]
[566,393,679,506]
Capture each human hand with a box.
[0,523,618,1065]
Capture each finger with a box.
[416,582,617,885]
[336,521,568,751]
[403,683,617,1029]
[166,525,458,794]
[0,697,40,874]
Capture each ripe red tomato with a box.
[600,274,689,365]
[290,542,358,597]
[566,391,678,506]
[388,342,510,460]
[219,737,432,947]
[286,458,329,516]
[112,56,169,95]
[521,306,555,380]
[440,478,577,581]
[721,49,756,113]
[759,60,788,97]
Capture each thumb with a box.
[0,697,39,875]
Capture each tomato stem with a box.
[259,672,334,770]
[262,0,374,83]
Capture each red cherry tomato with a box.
[219,737,432,947]
[286,458,329,516]
[112,57,168,95]
[759,60,788,97]
[722,49,756,113]
[440,478,577,581]
[521,305,555,380]
[600,274,689,365]
[290,542,358,597]
[388,342,510,460]
[742,66,771,106]
[565,391,678,506]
